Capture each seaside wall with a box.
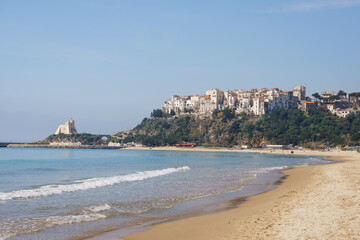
[0,142,25,147]
[7,144,122,150]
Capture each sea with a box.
[0,148,332,240]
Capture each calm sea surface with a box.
[0,148,332,240]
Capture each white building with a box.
[206,89,224,110]
[162,85,305,117]
[55,120,77,135]
[224,91,238,109]
[335,109,360,118]
[321,91,336,101]
[266,93,289,112]
[252,97,265,116]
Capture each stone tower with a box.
[55,120,78,135]
[293,85,306,101]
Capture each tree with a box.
[337,90,347,96]
[349,92,360,98]
[212,108,235,120]
[170,109,176,116]
[350,132,360,142]
[328,95,340,102]
[312,92,321,101]
[150,109,163,118]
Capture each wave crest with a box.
[0,166,190,201]
[0,206,108,240]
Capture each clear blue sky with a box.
[1,0,359,142]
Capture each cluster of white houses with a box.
[163,86,307,117]
[163,86,360,118]
[319,91,360,118]
[322,102,360,118]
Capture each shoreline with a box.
[83,148,360,240]
[123,167,315,240]
[5,143,122,149]
[122,149,359,240]
[120,146,347,157]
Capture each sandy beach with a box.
[117,148,360,240]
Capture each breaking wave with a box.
[86,203,111,212]
[249,165,289,177]
[259,166,289,172]
[0,203,111,240]
[0,166,190,201]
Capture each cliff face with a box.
[116,108,360,148]
[117,114,262,147]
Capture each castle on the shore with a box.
[55,120,77,135]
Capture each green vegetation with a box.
[255,108,360,147]
[313,90,352,103]
[150,109,164,118]
[45,133,104,145]
[349,92,360,97]
[312,92,321,101]
[212,108,235,121]
[150,108,175,118]
[118,108,360,148]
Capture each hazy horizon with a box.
[1,0,359,142]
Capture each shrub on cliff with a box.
[45,133,103,145]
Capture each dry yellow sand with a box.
[122,149,360,240]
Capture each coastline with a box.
[98,148,360,240]
[120,145,345,156]
[5,144,122,149]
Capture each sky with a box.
[0,0,359,142]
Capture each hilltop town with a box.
[162,86,360,118]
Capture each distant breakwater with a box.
[6,144,122,150]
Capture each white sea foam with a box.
[86,203,111,212]
[250,166,289,177]
[261,166,289,172]
[0,166,190,201]
[0,211,107,240]
[44,213,107,225]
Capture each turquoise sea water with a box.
[0,148,332,240]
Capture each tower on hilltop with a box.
[55,120,78,135]
[293,85,306,101]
